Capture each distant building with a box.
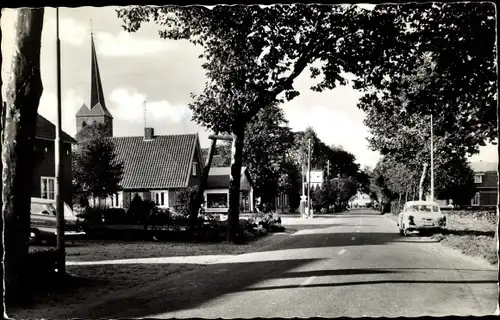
[470,161,497,207]
[350,192,371,207]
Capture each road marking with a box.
[338,249,346,255]
[351,236,356,240]
[300,276,316,287]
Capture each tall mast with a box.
[55,7,66,275]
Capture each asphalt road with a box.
[62,208,498,318]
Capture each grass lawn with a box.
[431,210,498,266]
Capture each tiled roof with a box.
[112,134,198,189]
[207,166,248,189]
[36,114,76,144]
[470,161,497,173]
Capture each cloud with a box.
[37,89,85,137]
[109,88,192,124]
[95,32,178,57]
[59,18,88,46]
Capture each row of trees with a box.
[201,104,369,214]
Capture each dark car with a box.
[30,197,84,245]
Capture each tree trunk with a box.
[418,163,428,201]
[227,126,245,243]
[2,8,45,307]
[191,134,218,228]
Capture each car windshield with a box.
[407,205,439,213]
[31,203,56,215]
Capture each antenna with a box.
[144,100,147,129]
[90,19,93,35]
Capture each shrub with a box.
[126,196,159,225]
[250,211,282,231]
[27,249,59,281]
[102,208,128,224]
[173,186,199,218]
[77,206,104,224]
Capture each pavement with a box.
[57,208,498,319]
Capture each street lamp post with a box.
[55,7,65,275]
[307,138,311,218]
[430,113,434,202]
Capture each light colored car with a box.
[30,197,83,244]
[397,200,447,236]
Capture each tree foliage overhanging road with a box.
[117,3,496,241]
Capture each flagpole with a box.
[55,7,66,275]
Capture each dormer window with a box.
[474,174,483,184]
[192,162,198,176]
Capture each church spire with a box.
[90,31,107,112]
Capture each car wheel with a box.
[403,225,411,237]
[29,229,40,245]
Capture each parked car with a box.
[397,200,446,236]
[30,197,84,245]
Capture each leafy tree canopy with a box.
[73,122,124,200]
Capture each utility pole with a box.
[307,138,311,217]
[430,113,434,202]
[327,160,330,178]
[55,7,65,275]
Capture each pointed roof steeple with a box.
[90,31,113,119]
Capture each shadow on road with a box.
[47,230,413,319]
[442,229,495,237]
[240,279,499,292]
[280,268,402,278]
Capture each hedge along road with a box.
[55,208,498,319]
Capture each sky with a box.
[1,6,497,169]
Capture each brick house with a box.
[470,161,497,207]
[205,166,255,213]
[33,113,76,207]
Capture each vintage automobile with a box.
[30,197,84,245]
[397,200,447,236]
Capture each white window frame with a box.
[192,162,198,176]
[40,176,56,200]
[151,190,169,208]
[474,174,483,184]
[109,192,123,208]
[205,190,229,210]
[471,192,480,206]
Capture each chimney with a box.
[144,127,154,140]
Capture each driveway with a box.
[56,208,497,318]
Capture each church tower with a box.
[75,32,113,136]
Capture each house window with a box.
[192,162,198,176]
[151,190,169,207]
[471,192,480,206]
[206,193,228,209]
[109,192,123,208]
[474,174,483,184]
[41,176,55,200]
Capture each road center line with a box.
[338,249,346,255]
[351,236,356,240]
[300,276,316,287]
